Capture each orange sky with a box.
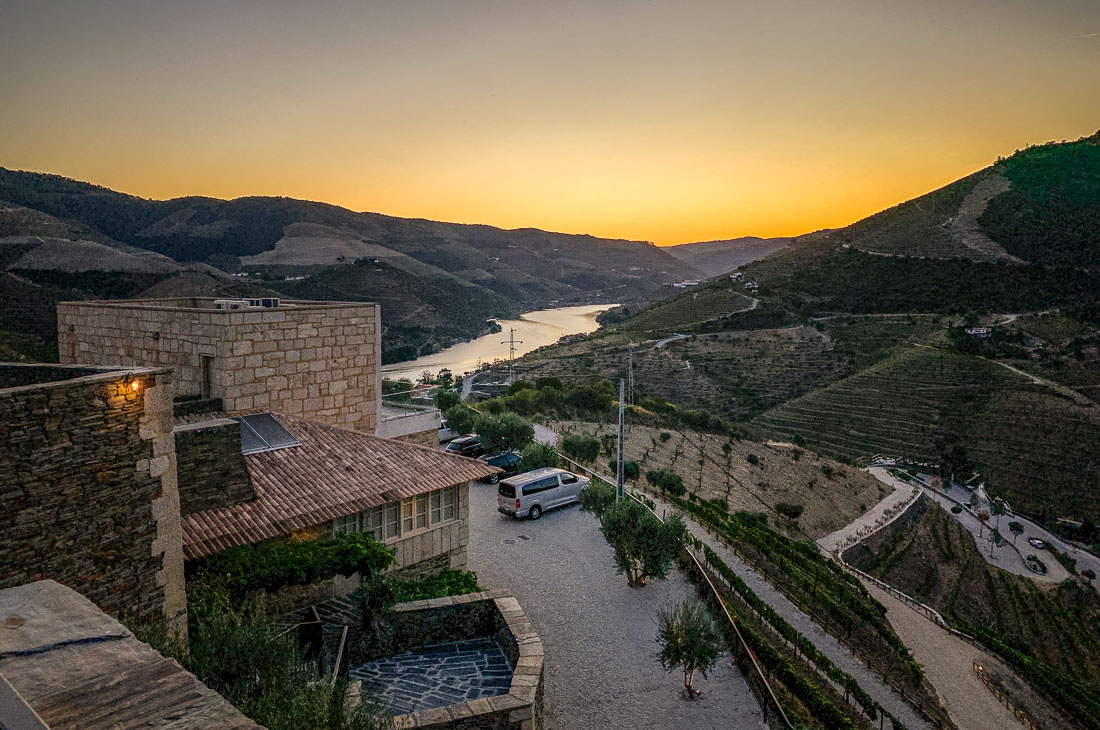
[1,1,1097,245]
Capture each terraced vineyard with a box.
[609,284,754,334]
[847,498,1100,728]
[753,346,1100,522]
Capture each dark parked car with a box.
[444,434,484,458]
[478,451,521,483]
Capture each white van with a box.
[496,467,589,520]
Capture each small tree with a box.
[562,434,601,463]
[1083,569,1096,582]
[435,388,460,412]
[583,492,687,586]
[475,413,534,453]
[518,442,558,472]
[656,598,723,699]
[609,459,640,481]
[444,405,476,436]
[646,468,685,497]
[775,502,804,524]
[1009,521,1024,545]
[976,511,990,537]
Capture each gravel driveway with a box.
[466,482,765,730]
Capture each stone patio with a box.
[350,637,513,715]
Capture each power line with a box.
[500,328,524,383]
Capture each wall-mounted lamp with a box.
[117,372,141,396]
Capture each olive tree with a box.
[517,442,558,472]
[581,482,688,587]
[656,598,723,699]
[474,412,534,453]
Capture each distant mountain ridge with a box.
[663,236,792,276]
[0,167,700,362]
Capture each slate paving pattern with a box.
[349,638,513,715]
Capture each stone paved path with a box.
[349,638,512,715]
[467,482,765,730]
[646,492,934,730]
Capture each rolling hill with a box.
[662,235,791,276]
[518,132,1100,524]
[0,168,700,362]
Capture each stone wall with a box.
[392,428,442,448]
[0,365,186,634]
[58,299,381,432]
[174,419,254,516]
[351,591,545,730]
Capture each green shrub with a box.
[193,534,394,600]
[646,468,685,496]
[443,404,476,435]
[388,569,481,602]
[534,377,562,390]
[709,497,729,513]
[746,454,759,465]
[609,459,640,480]
[562,433,601,463]
[518,442,559,472]
[474,412,534,452]
[951,505,962,514]
[660,431,672,442]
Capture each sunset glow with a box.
[1,0,1097,244]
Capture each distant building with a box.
[745,281,759,291]
[965,327,992,339]
[730,271,744,281]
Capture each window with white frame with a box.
[385,503,400,539]
[333,485,461,541]
[333,513,357,536]
[415,494,428,529]
[443,485,457,520]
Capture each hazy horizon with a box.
[1,0,1097,244]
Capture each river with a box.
[380,304,617,381]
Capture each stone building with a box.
[0,363,186,635]
[176,411,497,608]
[57,297,381,432]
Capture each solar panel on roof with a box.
[236,413,301,454]
[238,423,268,454]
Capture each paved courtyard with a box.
[349,638,512,714]
[466,481,765,730]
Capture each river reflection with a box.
[380,304,616,381]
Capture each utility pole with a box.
[501,328,523,383]
[616,378,625,501]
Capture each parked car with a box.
[478,451,520,483]
[444,434,484,458]
[497,467,589,520]
[438,417,457,444]
[1027,538,1047,550]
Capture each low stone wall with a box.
[352,590,544,730]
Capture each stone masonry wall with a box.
[57,299,381,432]
[392,428,442,449]
[0,366,186,633]
[174,419,254,516]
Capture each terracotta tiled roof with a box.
[182,413,498,559]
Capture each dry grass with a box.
[550,420,890,539]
